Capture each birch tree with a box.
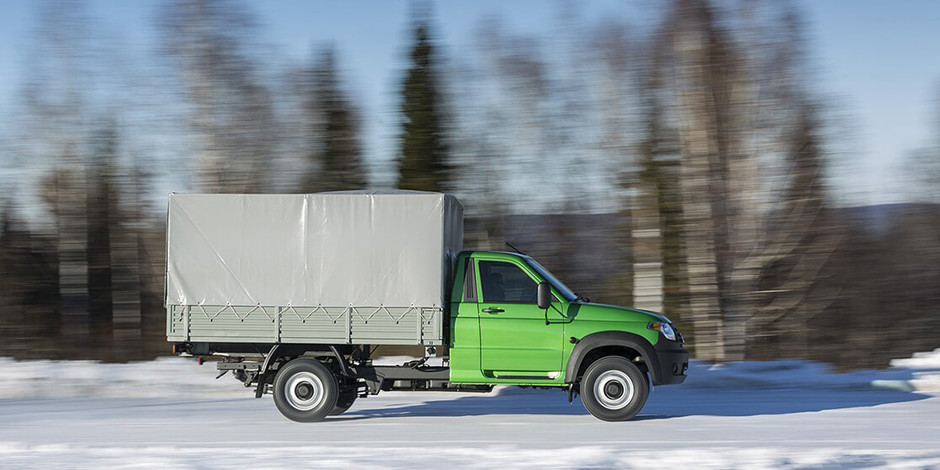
[161,0,275,194]
[668,0,736,361]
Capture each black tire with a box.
[330,382,358,416]
[273,358,339,422]
[580,356,649,421]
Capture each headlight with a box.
[647,322,677,341]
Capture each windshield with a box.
[524,258,578,302]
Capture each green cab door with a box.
[475,258,564,378]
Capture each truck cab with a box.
[448,251,688,420]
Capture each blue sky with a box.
[806,1,940,203]
[1,0,938,206]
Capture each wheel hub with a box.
[284,371,325,411]
[604,381,624,399]
[295,383,313,400]
[593,369,635,410]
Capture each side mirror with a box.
[537,281,551,310]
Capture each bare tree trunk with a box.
[593,24,643,308]
[723,39,758,363]
[671,0,728,361]
[746,102,841,358]
[633,186,664,313]
[634,35,672,315]
[110,170,142,355]
[56,149,90,345]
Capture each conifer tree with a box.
[396,19,449,192]
[301,46,367,192]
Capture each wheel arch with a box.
[262,344,352,374]
[565,331,661,384]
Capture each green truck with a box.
[167,191,688,422]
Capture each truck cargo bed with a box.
[165,191,462,346]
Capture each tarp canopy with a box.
[165,191,463,308]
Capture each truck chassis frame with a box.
[191,342,493,400]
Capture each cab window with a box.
[478,260,537,303]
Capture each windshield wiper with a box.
[575,293,590,303]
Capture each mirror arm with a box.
[544,304,565,325]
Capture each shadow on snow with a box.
[342,384,929,420]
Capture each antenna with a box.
[505,241,527,256]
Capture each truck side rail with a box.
[167,304,443,346]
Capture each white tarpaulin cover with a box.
[165,191,463,309]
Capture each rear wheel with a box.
[580,356,649,421]
[273,358,338,422]
[330,382,358,416]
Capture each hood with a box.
[571,302,672,324]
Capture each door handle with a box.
[482,308,504,313]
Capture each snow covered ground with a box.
[1,350,940,468]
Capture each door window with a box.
[478,260,538,303]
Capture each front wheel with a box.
[580,356,649,421]
[273,358,339,422]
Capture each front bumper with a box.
[652,341,689,385]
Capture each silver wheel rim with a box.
[285,371,325,411]
[594,370,635,410]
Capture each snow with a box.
[0,357,245,399]
[1,350,940,468]
[891,349,940,370]
[3,443,940,469]
[684,350,940,393]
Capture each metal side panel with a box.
[279,306,348,343]
[420,308,443,346]
[186,305,278,343]
[166,305,187,341]
[169,305,443,345]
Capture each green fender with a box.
[564,331,661,383]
